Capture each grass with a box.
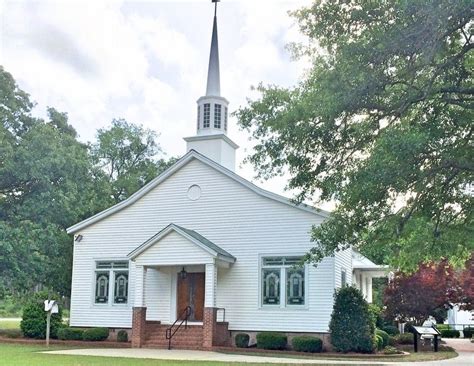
[0,342,458,366]
[219,348,458,363]
[0,319,21,329]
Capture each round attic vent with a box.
[187,185,201,201]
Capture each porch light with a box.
[180,267,187,279]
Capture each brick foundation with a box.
[203,307,231,348]
[131,307,147,348]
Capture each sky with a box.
[0,0,331,209]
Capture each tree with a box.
[236,0,473,271]
[91,119,176,202]
[329,286,374,353]
[384,260,466,324]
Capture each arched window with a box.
[287,269,304,305]
[94,261,129,304]
[114,272,128,304]
[262,269,280,304]
[95,272,109,303]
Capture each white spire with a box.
[206,3,220,96]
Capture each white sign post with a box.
[44,300,58,347]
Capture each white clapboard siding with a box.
[69,157,333,332]
[334,248,353,288]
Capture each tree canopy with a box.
[236,0,473,271]
[0,66,174,296]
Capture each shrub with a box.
[235,333,250,348]
[329,286,375,353]
[435,324,450,331]
[256,332,287,350]
[440,329,460,338]
[394,333,414,345]
[375,329,390,348]
[375,335,384,350]
[388,336,397,346]
[462,327,474,338]
[20,291,63,339]
[403,322,414,333]
[292,336,323,353]
[383,346,401,355]
[381,325,399,336]
[117,330,128,342]
[57,327,84,340]
[0,329,23,338]
[82,327,109,341]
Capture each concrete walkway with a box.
[43,340,474,365]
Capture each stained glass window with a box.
[114,272,128,304]
[262,269,280,305]
[287,269,305,305]
[95,272,109,303]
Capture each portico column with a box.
[367,276,373,303]
[132,265,147,348]
[203,261,217,349]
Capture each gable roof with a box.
[352,250,388,271]
[127,223,235,262]
[67,149,330,234]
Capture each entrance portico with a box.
[127,224,235,348]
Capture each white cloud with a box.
[0,0,332,209]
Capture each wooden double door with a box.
[177,272,205,321]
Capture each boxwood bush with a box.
[57,327,84,340]
[381,325,399,336]
[374,335,384,350]
[375,329,390,348]
[20,291,63,339]
[329,286,375,353]
[82,327,109,341]
[463,327,474,338]
[256,332,287,350]
[235,333,250,348]
[440,329,460,338]
[117,330,128,342]
[292,336,323,353]
[394,333,414,345]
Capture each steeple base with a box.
[184,134,238,171]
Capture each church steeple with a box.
[184,0,238,171]
[206,9,220,96]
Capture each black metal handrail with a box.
[165,306,192,350]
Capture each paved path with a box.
[43,339,474,365]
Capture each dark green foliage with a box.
[256,332,287,350]
[440,329,460,338]
[57,327,84,340]
[0,329,22,338]
[375,335,384,351]
[292,336,323,353]
[375,329,390,348]
[117,330,128,342]
[20,292,63,339]
[383,346,401,355]
[381,325,399,336]
[82,327,109,341]
[235,333,250,348]
[394,333,414,345]
[404,322,415,333]
[329,287,375,353]
[236,0,473,271]
[463,327,474,338]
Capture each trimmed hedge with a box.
[375,329,390,348]
[381,325,399,336]
[329,286,375,353]
[57,327,84,340]
[375,335,384,351]
[20,291,63,339]
[463,327,474,338]
[82,327,109,341]
[436,324,450,331]
[256,332,287,350]
[235,333,250,348]
[292,336,323,353]
[394,333,414,345]
[117,330,128,342]
[440,329,460,338]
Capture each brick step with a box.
[143,344,203,350]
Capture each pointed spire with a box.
[206,1,221,96]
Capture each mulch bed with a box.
[0,336,131,348]
[213,346,407,358]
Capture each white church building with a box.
[67,2,385,349]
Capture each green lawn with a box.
[0,319,21,329]
[0,343,459,366]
